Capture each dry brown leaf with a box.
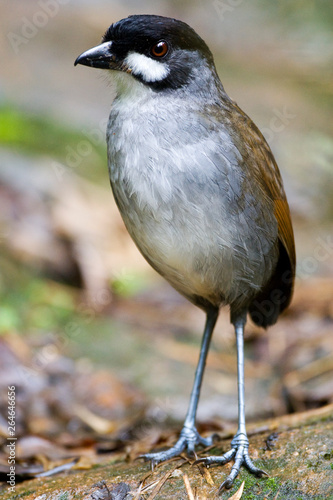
[227,480,245,500]
[73,403,118,434]
[16,436,73,460]
[283,353,333,388]
[196,463,215,486]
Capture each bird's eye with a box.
[150,41,169,58]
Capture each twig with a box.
[183,473,195,500]
[146,460,186,500]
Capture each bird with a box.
[75,14,296,491]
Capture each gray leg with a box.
[195,316,267,491]
[141,308,219,468]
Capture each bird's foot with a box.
[140,425,216,469]
[195,432,268,491]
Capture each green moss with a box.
[9,492,35,499]
[57,493,69,500]
[0,104,106,182]
[112,270,149,298]
[264,476,279,493]
[242,494,256,500]
[0,255,77,335]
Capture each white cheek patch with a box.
[125,51,169,82]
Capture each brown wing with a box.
[245,121,296,327]
[226,103,296,326]
[255,195,296,319]
[274,198,296,279]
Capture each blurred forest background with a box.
[0,0,333,464]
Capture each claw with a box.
[218,478,233,492]
[139,426,216,468]
[193,448,236,468]
[193,457,206,466]
[243,453,268,477]
[194,438,268,493]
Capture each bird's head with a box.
[75,15,217,93]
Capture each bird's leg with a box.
[141,308,219,468]
[195,315,268,491]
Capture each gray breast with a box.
[107,92,278,309]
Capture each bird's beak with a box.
[74,41,114,69]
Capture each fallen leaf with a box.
[196,463,215,486]
[227,480,245,500]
